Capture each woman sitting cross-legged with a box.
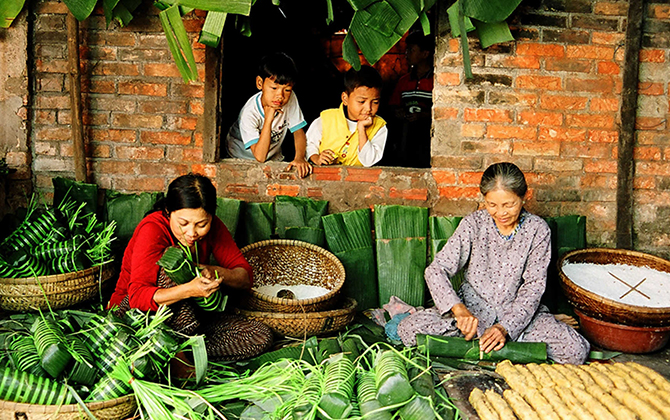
[108,173,273,361]
[397,162,590,364]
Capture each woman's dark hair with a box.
[480,162,528,198]
[155,173,217,215]
[258,52,298,86]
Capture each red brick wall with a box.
[24,0,670,259]
[31,1,212,195]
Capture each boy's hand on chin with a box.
[263,105,282,119]
[358,116,373,129]
[286,158,312,178]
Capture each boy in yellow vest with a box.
[306,66,387,167]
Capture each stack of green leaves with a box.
[274,195,328,247]
[215,197,244,238]
[428,216,465,291]
[236,201,274,248]
[104,190,163,250]
[374,205,428,307]
[323,208,377,310]
[0,194,116,278]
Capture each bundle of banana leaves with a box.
[109,335,459,420]
[0,194,116,278]
[0,305,203,406]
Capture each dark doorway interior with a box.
[219,0,434,168]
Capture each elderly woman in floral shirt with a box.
[398,162,590,364]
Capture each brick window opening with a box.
[207,0,435,169]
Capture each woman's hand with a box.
[451,303,479,341]
[187,275,221,298]
[479,324,507,353]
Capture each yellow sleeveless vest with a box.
[319,104,386,166]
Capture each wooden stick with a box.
[66,11,87,182]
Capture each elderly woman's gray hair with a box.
[480,162,528,198]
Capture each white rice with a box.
[254,284,331,300]
[561,262,670,308]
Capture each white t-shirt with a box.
[226,91,307,161]
[305,116,388,167]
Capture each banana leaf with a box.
[1,0,26,28]
[274,196,328,247]
[323,209,377,310]
[53,177,98,217]
[236,201,274,247]
[103,190,164,251]
[159,4,198,83]
[216,197,243,238]
[462,0,523,22]
[284,226,326,246]
[198,11,227,47]
[416,335,547,364]
[374,205,428,240]
[429,216,465,291]
[374,205,428,307]
[62,0,97,21]
[472,19,514,48]
[542,215,586,315]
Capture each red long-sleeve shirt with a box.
[108,211,253,311]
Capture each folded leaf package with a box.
[374,205,428,307]
[429,216,465,291]
[236,201,274,247]
[215,197,243,238]
[323,208,377,310]
[416,334,547,364]
[274,195,328,247]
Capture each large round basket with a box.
[0,262,115,312]
[240,240,346,313]
[558,248,670,327]
[0,394,136,420]
[235,297,357,338]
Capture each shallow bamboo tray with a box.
[235,297,357,338]
[240,240,346,313]
[0,394,135,420]
[558,248,670,327]
[0,262,115,312]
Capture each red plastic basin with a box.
[575,309,670,354]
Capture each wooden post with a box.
[616,0,645,249]
[203,44,223,163]
[66,11,87,182]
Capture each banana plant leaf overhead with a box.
[448,0,523,78]
[2,0,524,82]
[1,0,27,28]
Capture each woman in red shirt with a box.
[109,173,272,360]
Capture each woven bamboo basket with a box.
[558,248,670,327]
[0,394,136,420]
[235,297,357,338]
[0,262,115,312]
[240,240,346,313]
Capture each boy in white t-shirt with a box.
[226,52,311,177]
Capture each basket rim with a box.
[0,393,135,414]
[236,297,357,319]
[574,309,670,332]
[0,261,114,285]
[240,239,346,307]
[558,248,670,315]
